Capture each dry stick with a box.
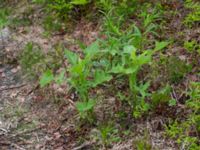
[9,126,44,138]
[72,142,94,150]
[26,84,40,96]
[11,143,26,150]
[64,88,75,107]
[0,141,11,145]
[0,84,26,92]
[0,128,8,134]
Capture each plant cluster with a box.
[26,0,170,131]
[17,0,200,148]
[40,29,168,122]
[184,40,200,55]
[0,8,9,29]
[165,81,200,150]
[184,0,200,27]
[32,0,114,20]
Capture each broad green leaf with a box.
[40,70,54,87]
[110,65,124,74]
[132,25,142,48]
[123,67,138,74]
[132,51,152,66]
[70,62,84,75]
[138,53,152,65]
[84,41,99,56]
[154,41,169,51]
[133,25,142,37]
[76,99,95,112]
[92,70,112,87]
[64,50,79,65]
[110,65,138,74]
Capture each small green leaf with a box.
[110,65,124,74]
[92,70,112,87]
[154,41,169,51]
[132,51,152,66]
[84,41,99,56]
[64,50,79,65]
[169,99,177,106]
[70,61,84,75]
[40,70,54,87]
[110,65,137,74]
[76,99,95,112]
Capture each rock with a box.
[0,27,11,62]
[0,27,11,44]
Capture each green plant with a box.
[152,85,176,108]
[184,0,200,27]
[133,131,152,150]
[184,40,200,55]
[39,69,54,87]
[77,9,169,118]
[167,57,192,83]
[139,3,162,29]
[102,40,168,118]
[33,0,90,20]
[96,0,115,12]
[165,81,200,149]
[0,8,9,29]
[42,15,62,35]
[38,0,170,122]
[103,4,164,51]
[40,41,112,123]
[135,140,152,150]
[65,42,112,122]
[76,99,96,123]
[156,56,192,84]
[91,123,120,148]
[20,42,45,78]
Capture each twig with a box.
[0,141,11,145]
[64,88,76,107]
[171,86,178,102]
[72,142,93,150]
[26,84,40,96]
[0,128,8,134]
[9,126,44,138]
[11,143,26,150]
[67,98,75,107]
[0,84,26,92]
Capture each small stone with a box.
[0,27,10,41]
[1,73,6,78]
[11,68,18,73]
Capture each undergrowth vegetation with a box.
[0,8,10,29]
[184,0,200,27]
[3,0,199,149]
[165,82,200,149]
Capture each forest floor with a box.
[0,0,199,150]
[0,12,176,150]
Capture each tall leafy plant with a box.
[40,41,112,123]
